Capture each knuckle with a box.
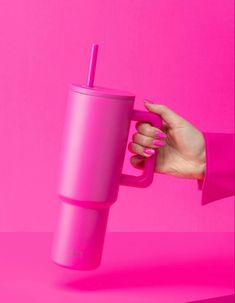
[145,126,154,136]
[143,124,153,137]
[136,122,148,132]
[158,104,166,110]
[140,123,152,135]
[158,104,169,114]
[142,136,150,146]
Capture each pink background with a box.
[0,0,234,232]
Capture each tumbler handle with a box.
[120,109,162,188]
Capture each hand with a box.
[129,101,206,180]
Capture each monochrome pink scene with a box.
[0,0,234,302]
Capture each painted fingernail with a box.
[144,148,155,155]
[144,99,154,104]
[153,139,166,147]
[155,131,167,139]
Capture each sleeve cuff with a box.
[197,132,235,205]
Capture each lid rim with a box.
[70,84,135,101]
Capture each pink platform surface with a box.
[0,232,234,303]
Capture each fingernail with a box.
[155,131,167,139]
[144,148,155,155]
[153,139,166,147]
[144,99,154,104]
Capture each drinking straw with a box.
[87,43,99,87]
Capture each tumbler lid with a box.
[70,84,135,101]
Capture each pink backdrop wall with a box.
[0,0,234,232]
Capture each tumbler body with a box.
[52,85,135,269]
[58,85,135,206]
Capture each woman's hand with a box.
[129,101,206,180]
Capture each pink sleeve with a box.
[198,133,235,205]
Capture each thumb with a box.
[144,101,184,128]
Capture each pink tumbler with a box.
[52,44,162,270]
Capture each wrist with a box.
[196,161,206,180]
[194,135,206,180]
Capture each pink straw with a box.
[87,43,99,87]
